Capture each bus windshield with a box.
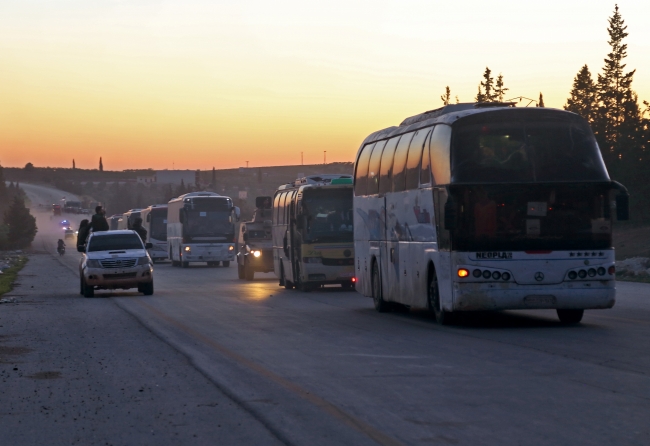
[184,211,233,238]
[150,209,167,241]
[301,189,353,243]
[451,110,609,183]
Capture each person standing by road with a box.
[89,206,109,232]
[132,217,148,243]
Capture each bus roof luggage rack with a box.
[399,102,516,127]
[294,174,352,187]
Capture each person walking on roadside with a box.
[89,206,109,232]
[132,217,148,243]
[76,219,90,249]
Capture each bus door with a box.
[433,187,453,310]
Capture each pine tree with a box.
[0,165,7,214]
[495,74,508,102]
[440,86,452,105]
[565,65,597,122]
[3,196,37,249]
[537,93,545,107]
[595,5,641,168]
[476,67,497,102]
[73,159,76,169]
[99,157,104,172]
[211,167,216,187]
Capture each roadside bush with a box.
[3,196,38,249]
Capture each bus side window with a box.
[420,129,433,186]
[430,125,452,185]
[378,136,400,195]
[273,194,281,224]
[355,143,374,196]
[279,192,286,225]
[367,140,387,195]
[391,132,414,193]
[406,127,433,190]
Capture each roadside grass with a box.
[0,257,28,297]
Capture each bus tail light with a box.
[457,268,469,278]
[351,277,356,283]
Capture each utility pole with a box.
[301,152,303,165]
[246,161,249,168]
[324,151,327,164]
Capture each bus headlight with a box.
[252,250,261,258]
[184,246,191,252]
[229,245,234,251]
[457,268,469,278]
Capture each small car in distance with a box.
[78,230,154,298]
[64,227,75,239]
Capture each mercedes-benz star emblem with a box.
[534,272,544,281]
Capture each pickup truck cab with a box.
[79,230,154,297]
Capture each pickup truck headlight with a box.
[86,259,101,268]
[137,256,152,265]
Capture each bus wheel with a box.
[371,262,388,312]
[237,262,245,279]
[557,309,584,324]
[182,261,189,268]
[222,261,230,268]
[281,266,293,289]
[244,261,254,281]
[428,269,454,325]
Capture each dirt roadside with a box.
[0,252,281,446]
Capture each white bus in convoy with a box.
[116,209,143,230]
[167,192,239,268]
[140,204,168,263]
[353,103,629,324]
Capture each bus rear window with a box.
[451,111,609,183]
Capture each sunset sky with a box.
[1,1,649,171]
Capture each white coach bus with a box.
[141,204,168,263]
[167,192,239,268]
[353,103,629,324]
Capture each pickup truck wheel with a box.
[557,309,584,324]
[82,277,94,298]
[141,282,154,296]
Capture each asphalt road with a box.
[4,184,650,445]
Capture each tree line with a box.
[440,5,649,222]
[0,165,37,249]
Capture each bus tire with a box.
[557,309,584,324]
[428,266,454,325]
[222,261,230,268]
[238,263,245,279]
[371,261,389,312]
[281,265,293,289]
[244,261,254,281]
[182,261,189,268]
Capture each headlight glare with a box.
[252,250,261,257]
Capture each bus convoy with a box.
[79,103,628,324]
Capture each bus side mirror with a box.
[616,194,629,221]
[444,199,457,230]
[234,206,241,222]
[243,232,248,242]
